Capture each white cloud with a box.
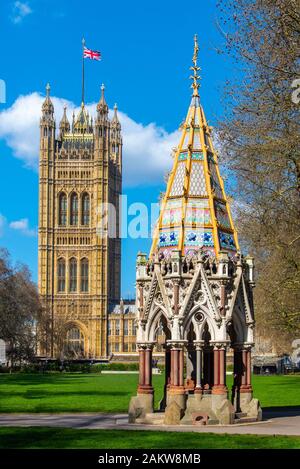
[118,113,180,186]
[11,1,32,24]
[0,92,180,186]
[0,214,6,237]
[0,93,71,169]
[9,218,36,237]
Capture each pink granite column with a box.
[212,344,227,395]
[219,348,225,386]
[169,344,185,395]
[144,348,152,387]
[138,345,153,394]
[138,347,145,387]
[179,348,184,387]
[213,347,220,387]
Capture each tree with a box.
[216,0,300,351]
[0,248,44,365]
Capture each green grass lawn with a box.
[0,426,299,449]
[0,372,299,413]
[0,373,299,449]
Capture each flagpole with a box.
[82,37,85,104]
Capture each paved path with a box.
[0,410,300,436]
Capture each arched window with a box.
[81,193,90,226]
[57,258,66,292]
[70,193,78,225]
[64,327,84,357]
[58,193,67,226]
[80,258,89,292]
[69,257,77,292]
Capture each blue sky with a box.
[0,0,237,298]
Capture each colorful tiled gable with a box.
[151,35,239,258]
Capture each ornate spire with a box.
[111,103,121,129]
[150,35,239,259]
[42,82,54,115]
[97,83,108,115]
[59,105,70,135]
[190,34,201,97]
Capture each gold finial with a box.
[190,34,201,96]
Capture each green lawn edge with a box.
[0,427,299,449]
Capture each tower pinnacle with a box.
[59,104,70,135]
[42,82,54,116]
[190,34,201,97]
[111,103,120,128]
[97,83,108,116]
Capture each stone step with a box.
[136,412,165,425]
[235,412,247,419]
[206,419,220,425]
[145,412,165,420]
[234,416,258,424]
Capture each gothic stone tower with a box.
[38,84,122,359]
[129,36,262,425]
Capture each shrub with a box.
[91,362,139,372]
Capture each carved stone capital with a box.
[193,340,205,350]
[211,341,229,350]
[166,340,188,350]
[136,342,155,351]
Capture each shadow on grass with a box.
[0,389,129,399]
[263,405,300,418]
[0,374,100,387]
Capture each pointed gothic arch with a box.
[57,257,66,292]
[62,320,89,358]
[182,304,217,342]
[146,306,171,343]
[70,192,78,225]
[58,192,67,226]
[80,257,89,292]
[81,192,90,226]
[69,257,77,292]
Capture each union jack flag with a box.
[84,46,101,61]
